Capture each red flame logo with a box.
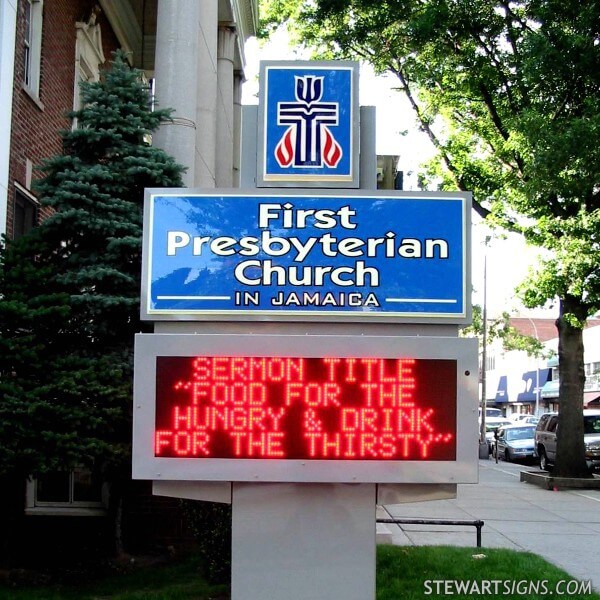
[275,127,295,167]
[322,126,342,168]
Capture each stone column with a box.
[153,0,199,187]
[195,0,218,188]
[233,70,244,187]
[216,26,237,188]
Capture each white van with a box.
[478,407,503,420]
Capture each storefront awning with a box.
[494,376,509,403]
[515,368,550,403]
[541,380,559,399]
[492,369,551,404]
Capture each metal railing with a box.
[376,517,485,548]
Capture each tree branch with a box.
[389,65,491,219]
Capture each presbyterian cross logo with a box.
[275,76,343,169]
[259,61,359,188]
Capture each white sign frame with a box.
[132,333,478,484]
[140,188,472,324]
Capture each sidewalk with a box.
[380,459,600,591]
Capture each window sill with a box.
[25,506,107,517]
[22,84,45,111]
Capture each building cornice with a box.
[98,0,142,65]
[229,0,258,74]
[236,0,258,40]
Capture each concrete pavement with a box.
[379,459,600,591]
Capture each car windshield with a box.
[505,427,535,441]
[486,421,510,433]
[583,416,600,434]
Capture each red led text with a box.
[154,356,456,461]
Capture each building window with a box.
[585,361,600,391]
[25,468,107,516]
[23,0,43,99]
[23,2,32,84]
[585,362,600,376]
[13,185,39,239]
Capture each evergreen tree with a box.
[0,51,184,486]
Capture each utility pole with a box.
[479,241,489,457]
[527,317,541,416]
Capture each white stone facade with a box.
[98,0,258,188]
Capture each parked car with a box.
[509,414,540,425]
[492,424,536,462]
[535,409,600,471]
[485,419,512,453]
[534,412,558,470]
[479,407,503,422]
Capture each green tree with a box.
[464,307,548,358]
[0,51,184,551]
[261,0,600,476]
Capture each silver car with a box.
[492,424,536,462]
[485,419,512,453]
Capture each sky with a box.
[241,35,555,320]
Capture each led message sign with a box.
[132,334,479,484]
[154,356,456,461]
[141,190,470,323]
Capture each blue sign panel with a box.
[258,61,359,188]
[142,191,470,323]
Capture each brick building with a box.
[2,1,118,240]
[0,0,257,565]
[1,0,257,238]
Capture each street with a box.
[380,459,600,591]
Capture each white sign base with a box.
[231,482,376,600]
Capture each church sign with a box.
[140,189,470,323]
[257,61,360,188]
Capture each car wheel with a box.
[539,448,548,471]
[505,449,511,463]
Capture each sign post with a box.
[133,60,477,600]
[133,333,477,599]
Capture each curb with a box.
[520,470,600,490]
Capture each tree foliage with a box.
[261,0,600,476]
[0,51,184,479]
[261,0,600,314]
[463,307,550,358]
